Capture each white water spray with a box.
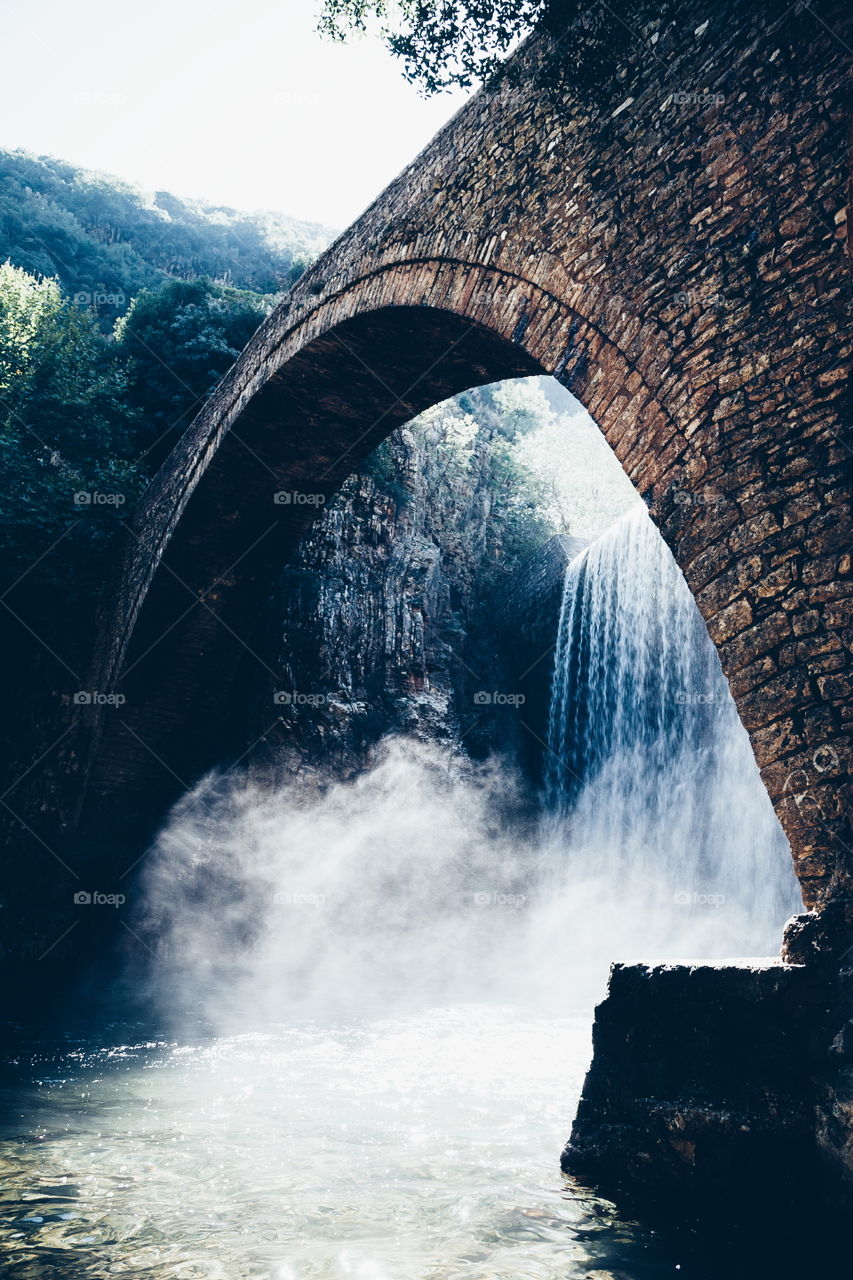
[139,509,800,1034]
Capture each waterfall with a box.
[544,506,801,953]
[136,508,804,1032]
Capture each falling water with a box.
[545,505,801,952]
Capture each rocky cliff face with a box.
[245,381,570,786]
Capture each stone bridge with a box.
[78,0,850,914]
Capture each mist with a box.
[137,733,798,1037]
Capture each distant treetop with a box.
[316,0,622,94]
[0,150,337,316]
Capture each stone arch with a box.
[76,0,850,917]
[79,272,842,913]
[83,266,673,838]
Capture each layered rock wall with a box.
[244,389,576,785]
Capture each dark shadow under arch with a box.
[80,306,543,841]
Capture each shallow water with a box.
[0,1004,692,1280]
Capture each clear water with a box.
[0,1006,690,1280]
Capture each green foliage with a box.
[467,386,556,590]
[0,158,337,736]
[0,150,335,322]
[359,380,555,590]
[316,0,634,94]
[0,150,335,614]
[115,278,271,461]
[360,437,396,487]
[318,0,541,91]
[0,263,144,596]
[360,437,412,507]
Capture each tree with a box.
[115,278,271,465]
[316,0,621,94]
[0,149,335,319]
[0,262,143,596]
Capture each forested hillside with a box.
[0,149,336,309]
[0,152,338,601]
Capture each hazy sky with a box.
[2,0,468,227]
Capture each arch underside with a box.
[82,301,543,839]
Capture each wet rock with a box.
[562,960,833,1221]
[782,899,853,968]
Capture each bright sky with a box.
[1,0,468,228]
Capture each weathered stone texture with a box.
[74,0,849,912]
[562,959,844,1225]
